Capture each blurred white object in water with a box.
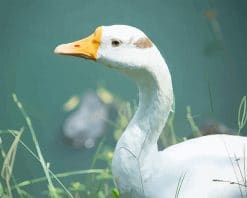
[63,92,109,149]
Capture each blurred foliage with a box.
[0,91,246,197]
[63,96,80,112]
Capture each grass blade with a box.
[1,128,23,198]
[238,96,247,135]
[175,172,186,198]
[12,94,72,198]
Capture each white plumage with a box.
[55,25,247,198]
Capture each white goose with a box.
[55,25,247,198]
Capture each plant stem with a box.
[12,169,105,189]
[12,94,72,198]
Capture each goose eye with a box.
[111,40,121,47]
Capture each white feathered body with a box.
[113,134,247,198]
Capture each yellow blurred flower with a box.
[106,151,113,159]
[63,95,80,112]
[97,88,113,104]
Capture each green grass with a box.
[0,94,117,198]
[12,94,64,198]
[238,96,247,135]
[0,93,246,197]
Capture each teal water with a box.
[1,0,246,196]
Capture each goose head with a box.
[55,25,174,112]
[54,25,166,78]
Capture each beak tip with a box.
[54,45,62,54]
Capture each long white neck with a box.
[116,52,174,159]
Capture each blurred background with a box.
[0,0,246,197]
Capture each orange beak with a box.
[54,27,102,60]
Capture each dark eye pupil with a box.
[112,40,120,47]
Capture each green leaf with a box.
[112,188,120,198]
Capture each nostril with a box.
[74,44,80,48]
